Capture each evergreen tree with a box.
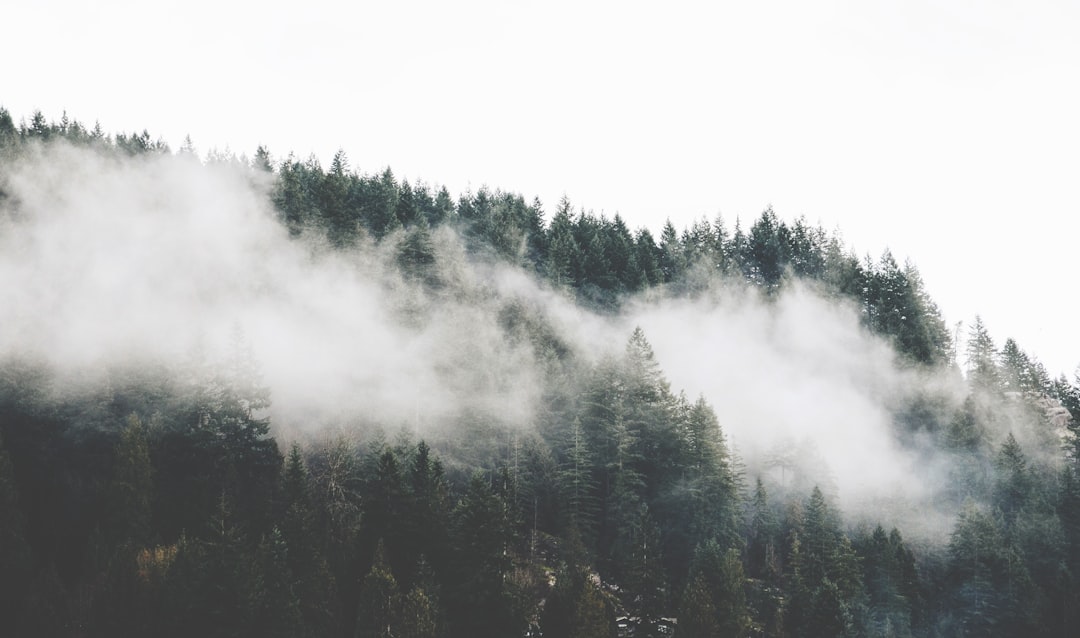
[398,585,439,638]
[249,527,304,638]
[947,502,1039,636]
[683,542,751,638]
[281,445,340,637]
[541,565,614,638]
[659,219,685,284]
[675,572,718,637]
[356,540,401,638]
[447,473,520,637]
[745,207,789,291]
[363,447,406,578]
[397,216,440,287]
[992,433,1031,525]
[163,494,251,638]
[321,149,354,245]
[560,417,599,539]
[0,107,18,155]
[858,525,917,637]
[966,317,1000,393]
[308,435,364,626]
[365,168,401,239]
[397,179,420,228]
[252,145,274,173]
[0,430,33,635]
[683,396,739,549]
[108,414,154,549]
[633,227,663,287]
[547,197,581,289]
[401,441,450,589]
[747,478,781,581]
[623,503,668,635]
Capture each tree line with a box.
[1,108,1080,636]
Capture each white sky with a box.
[3,0,1079,377]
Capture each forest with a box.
[1,108,1079,638]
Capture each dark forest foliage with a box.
[1,110,1079,637]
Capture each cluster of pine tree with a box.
[2,109,1080,637]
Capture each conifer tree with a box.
[992,433,1031,525]
[658,219,685,284]
[249,527,303,638]
[547,197,581,289]
[356,540,401,638]
[560,417,599,539]
[282,445,340,637]
[675,572,718,637]
[398,585,439,638]
[401,441,450,588]
[0,430,32,635]
[363,447,406,577]
[541,564,614,638]
[447,473,520,637]
[397,216,439,287]
[747,478,781,580]
[966,317,1000,393]
[108,414,154,549]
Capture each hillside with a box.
[1,109,1079,638]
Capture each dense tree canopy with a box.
[0,109,1078,637]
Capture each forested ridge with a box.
[1,109,1079,637]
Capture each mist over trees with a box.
[1,108,1079,637]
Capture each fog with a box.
[624,288,970,537]
[0,143,549,431]
[1,140,1027,539]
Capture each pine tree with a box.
[675,572,719,637]
[966,317,1000,393]
[793,487,863,635]
[252,145,274,173]
[623,503,668,635]
[659,219,685,284]
[634,227,663,287]
[946,502,1038,635]
[108,414,154,549]
[397,216,439,287]
[163,494,251,638]
[745,207,790,291]
[992,433,1031,524]
[747,478,780,580]
[356,540,401,638]
[560,417,599,537]
[281,445,340,637]
[249,527,304,638]
[0,107,19,155]
[541,565,614,638]
[0,430,33,635]
[547,197,581,289]
[683,396,739,549]
[319,149,353,244]
[398,585,439,638]
[858,525,917,636]
[401,441,450,589]
[397,179,420,228]
[447,473,520,637]
[687,542,751,638]
[365,168,401,240]
[806,579,849,638]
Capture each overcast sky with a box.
[3,0,1078,376]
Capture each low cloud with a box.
[2,141,1011,540]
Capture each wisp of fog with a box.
[0,141,971,538]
